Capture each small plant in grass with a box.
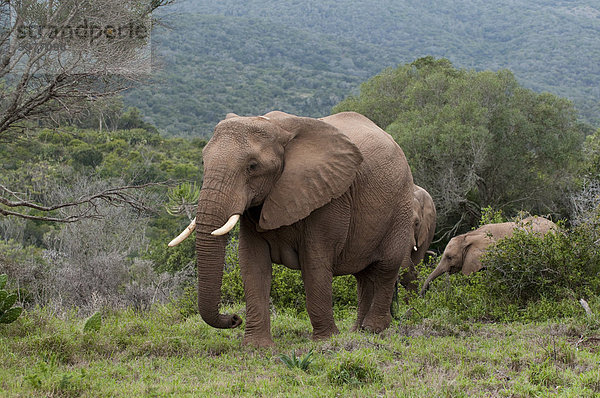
[279,349,314,371]
[527,359,565,387]
[0,274,23,325]
[580,369,600,393]
[83,312,102,333]
[24,354,87,395]
[327,353,383,386]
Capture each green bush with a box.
[410,265,502,323]
[478,205,506,226]
[413,210,600,323]
[71,144,103,168]
[482,222,600,305]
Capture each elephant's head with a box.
[420,232,488,295]
[169,112,363,329]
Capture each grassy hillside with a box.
[125,0,600,136]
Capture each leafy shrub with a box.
[411,210,600,323]
[482,222,600,305]
[270,264,305,310]
[174,285,195,318]
[478,206,506,226]
[411,266,501,323]
[71,145,103,168]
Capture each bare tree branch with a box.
[0,0,176,223]
[0,181,173,223]
[0,0,174,137]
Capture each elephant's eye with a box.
[247,160,259,173]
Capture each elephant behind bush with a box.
[421,216,557,295]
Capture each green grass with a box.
[1,305,600,397]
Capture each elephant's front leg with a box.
[300,253,339,340]
[239,218,274,348]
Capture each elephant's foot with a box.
[360,313,391,334]
[311,324,339,341]
[350,320,364,333]
[242,335,275,348]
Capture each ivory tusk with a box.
[211,214,240,236]
[168,218,197,247]
[413,245,418,251]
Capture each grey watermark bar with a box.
[4,0,152,76]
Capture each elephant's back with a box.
[520,216,557,234]
[474,222,518,241]
[322,112,410,179]
[322,112,401,156]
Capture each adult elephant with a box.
[420,216,557,295]
[398,185,437,292]
[411,185,436,267]
[169,111,415,347]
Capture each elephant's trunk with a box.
[420,261,448,296]
[195,185,244,329]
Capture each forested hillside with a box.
[126,0,600,136]
[128,14,390,136]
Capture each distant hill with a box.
[126,0,600,136]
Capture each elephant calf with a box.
[420,216,557,295]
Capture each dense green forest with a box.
[334,57,593,237]
[127,14,387,136]
[126,0,600,136]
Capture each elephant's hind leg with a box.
[358,259,400,333]
[351,269,374,332]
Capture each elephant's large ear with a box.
[259,116,363,230]
[417,199,436,247]
[462,234,488,274]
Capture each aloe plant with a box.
[279,349,314,371]
[0,274,23,324]
[165,182,200,220]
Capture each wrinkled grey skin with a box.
[421,216,557,295]
[192,111,415,347]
